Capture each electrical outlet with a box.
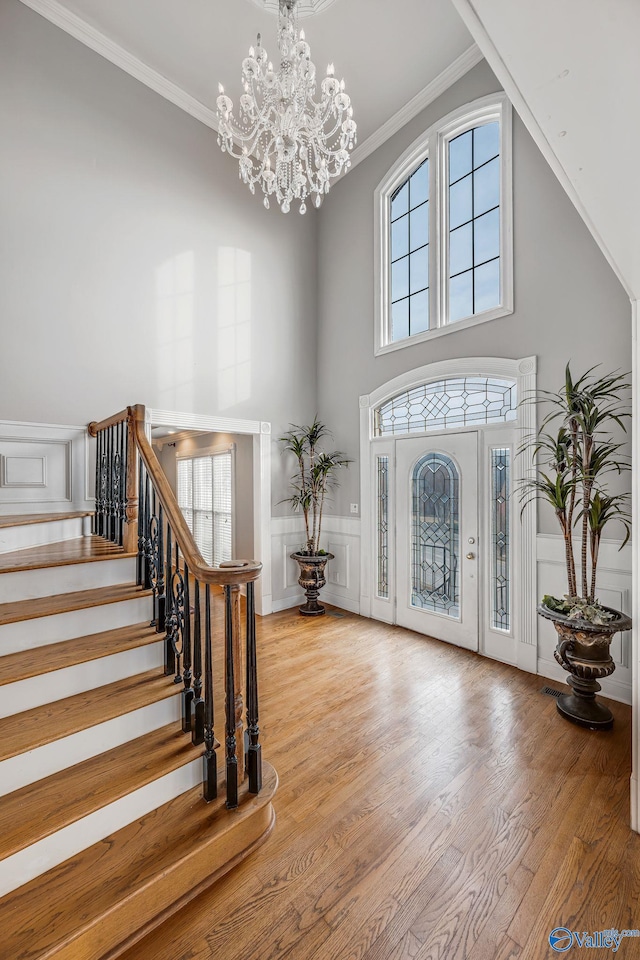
[350,503,358,514]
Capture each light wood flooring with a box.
[120,605,640,960]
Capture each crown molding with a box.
[348,44,483,172]
[17,0,220,132]
[18,1,481,177]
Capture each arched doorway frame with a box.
[359,355,537,672]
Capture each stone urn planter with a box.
[291,552,334,617]
[539,602,632,730]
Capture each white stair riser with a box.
[0,557,136,603]
[0,694,181,797]
[0,758,201,898]
[0,519,87,554]
[0,596,153,655]
[0,641,165,719]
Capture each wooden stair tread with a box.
[0,723,199,863]
[0,582,152,626]
[0,512,92,529]
[0,763,277,960]
[0,670,179,763]
[0,622,160,687]
[0,536,134,573]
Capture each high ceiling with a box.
[20,0,476,153]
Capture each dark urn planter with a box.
[538,602,632,730]
[291,552,334,617]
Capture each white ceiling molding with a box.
[17,0,480,185]
[17,0,220,132]
[348,44,483,171]
[249,0,340,17]
[448,0,632,300]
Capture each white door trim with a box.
[359,355,537,672]
[146,408,272,617]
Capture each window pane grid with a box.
[449,150,499,188]
[448,123,501,323]
[375,377,517,436]
[390,158,429,338]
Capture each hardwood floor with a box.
[121,606,640,960]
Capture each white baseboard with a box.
[271,594,304,613]
[321,591,360,615]
[537,656,631,706]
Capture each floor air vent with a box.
[328,610,345,618]
[540,686,564,699]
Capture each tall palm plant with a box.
[280,419,350,555]
[519,364,630,620]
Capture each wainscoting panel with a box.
[536,534,632,704]
[0,421,93,514]
[271,516,361,614]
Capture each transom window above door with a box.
[375,94,513,355]
[374,376,517,436]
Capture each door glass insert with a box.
[490,447,510,631]
[411,453,460,617]
[376,456,389,599]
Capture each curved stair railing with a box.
[88,405,262,807]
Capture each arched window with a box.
[375,94,513,355]
[374,376,517,436]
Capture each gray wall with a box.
[316,60,631,535]
[155,432,254,559]
[0,0,317,509]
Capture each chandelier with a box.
[216,0,357,214]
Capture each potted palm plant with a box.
[280,419,350,616]
[519,364,631,729]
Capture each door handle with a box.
[466,552,475,560]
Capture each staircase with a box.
[0,410,276,960]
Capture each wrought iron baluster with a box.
[224,584,238,809]
[95,429,102,536]
[148,489,158,626]
[100,434,109,540]
[164,523,176,676]
[143,471,152,590]
[155,502,166,633]
[192,579,205,746]
[112,423,123,547]
[107,425,115,542]
[245,581,262,794]
[118,419,127,546]
[203,584,217,801]
[181,561,194,733]
[171,542,185,685]
[137,462,145,587]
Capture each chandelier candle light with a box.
[216,0,357,213]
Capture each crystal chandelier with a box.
[216,0,357,214]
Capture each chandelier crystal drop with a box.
[216,0,357,214]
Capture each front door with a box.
[396,432,478,650]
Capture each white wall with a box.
[316,60,632,534]
[0,0,317,509]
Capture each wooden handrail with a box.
[92,405,261,587]
[88,409,130,436]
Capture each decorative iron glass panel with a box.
[375,377,516,436]
[376,456,389,599]
[390,157,429,340]
[491,447,510,631]
[448,121,500,322]
[411,453,460,618]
